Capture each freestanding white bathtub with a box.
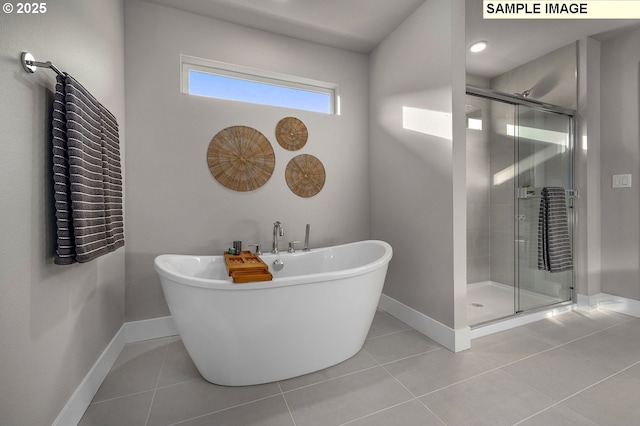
[154,240,393,386]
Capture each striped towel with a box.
[537,187,572,273]
[52,74,124,264]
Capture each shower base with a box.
[467,281,559,326]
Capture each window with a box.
[467,117,483,130]
[181,55,339,115]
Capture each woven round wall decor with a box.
[285,154,326,198]
[275,117,308,151]
[207,126,275,192]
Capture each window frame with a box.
[180,55,340,115]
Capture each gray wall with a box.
[576,37,602,298]
[124,0,370,321]
[370,0,467,330]
[600,27,640,301]
[0,1,126,424]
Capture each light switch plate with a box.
[612,174,632,188]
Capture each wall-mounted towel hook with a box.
[21,51,63,76]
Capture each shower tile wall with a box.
[490,42,577,297]
[489,102,516,287]
[514,109,574,299]
[466,96,491,284]
[470,42,576,289]
[466,95,515,287]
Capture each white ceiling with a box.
[144,0,640,78]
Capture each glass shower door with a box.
[514,105,574,313]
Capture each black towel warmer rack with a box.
[21,51,63,76]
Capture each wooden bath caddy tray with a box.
[224,251,273,283]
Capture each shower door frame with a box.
[466,85,576,118]
[466,85,577,321]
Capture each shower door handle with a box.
[516,187,534,199]
[517,187,578,199]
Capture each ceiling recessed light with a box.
[469,41,488,53]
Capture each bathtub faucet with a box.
[303,224,311,252]
[272,221,284,254]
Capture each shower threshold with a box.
[470,300,576,339]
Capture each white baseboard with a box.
[52,325,127,426]
[125,316,178,343]
[53,316,178,426]
[578,293,640,318]
[577,293,598,311]
[379,294,471,352]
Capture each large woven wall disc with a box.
[285,154,326,198]
[207,126,275,192]
[276,117,308,151]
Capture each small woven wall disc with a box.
[276,117,308,151]
[207,126,275,192]
[285,154,326,198]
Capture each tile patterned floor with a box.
[79,308,640,426]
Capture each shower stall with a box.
[465,86,575,327]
